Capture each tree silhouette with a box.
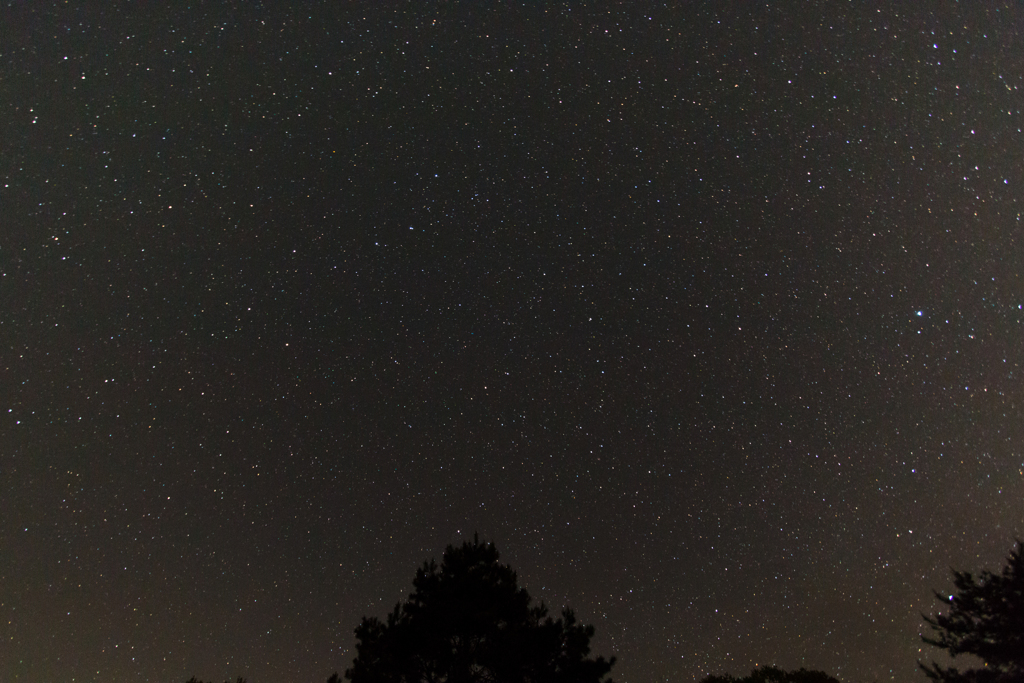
[344,535,615,683]
[920,540,1024,683]
[700,666,839,683]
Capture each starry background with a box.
[1,2,1022,682]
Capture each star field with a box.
[1,3,1022,683]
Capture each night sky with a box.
[2,2,1023,682]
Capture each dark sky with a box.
[2,2,1022,682]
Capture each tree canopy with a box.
[345,535,615,683]
[699,666,840,683]
[920,540,1024,683]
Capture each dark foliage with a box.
[700,666,839,683]
[184,678,247,683]
[920,540,1024,683]
[345,535,615,683]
